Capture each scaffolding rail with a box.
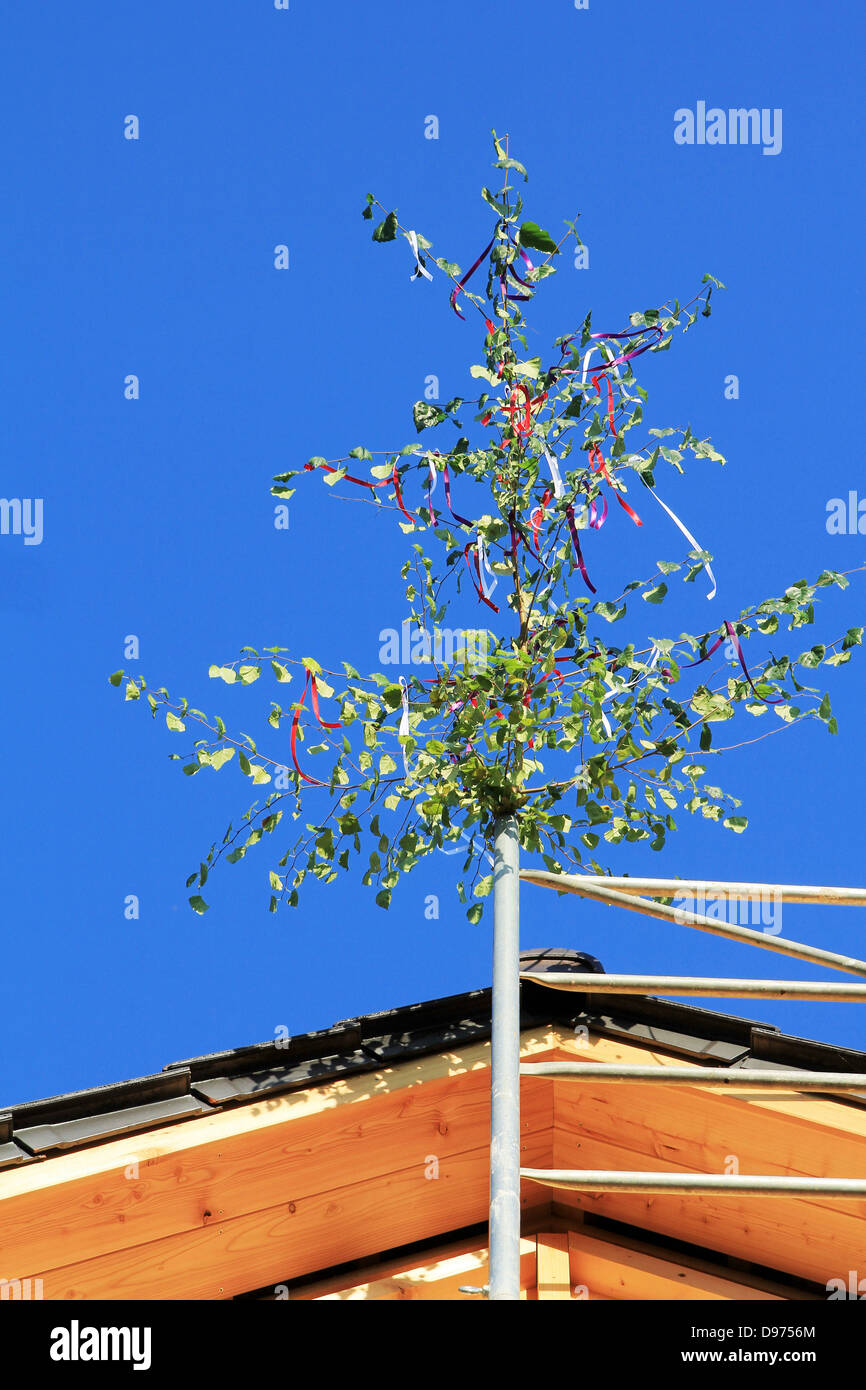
[485,858,866,1300]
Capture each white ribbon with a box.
[542,447,565,499]
[645,485,717,600]
[427,456,438,524]
[477,532,498,601]
[407,230,433,282]
[398,676,411,775]
[581,342,622,385]
[440,830,494,867]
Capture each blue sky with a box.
[1,0,864,1105]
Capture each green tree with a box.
[111,133,860,921]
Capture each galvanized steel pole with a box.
[520,971,866,1001]
[520,1169,866,1197]
[489,814,521,1301]
[519,1062,866,1091]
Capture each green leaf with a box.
[108,670,124,687]
[466,902,484,924]
[592,600,626,623]
[372,211,398,242]
[166,712,186,732]
[413,401,444,432]
[518,221,557,254]
[189,895,210,914]
[493,156,528,182]
[481,187,510,217]
[271,661,291,682]
[723,817,748,833]
[690,690,734,722]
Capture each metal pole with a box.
[520,971,866,1001]
[489,814,521,1301]
[519,872,866,977]
[519,1062,866,1091]
[521,874,866,907]
[520,1169,866,1197]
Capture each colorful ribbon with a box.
[398,675,411,774]
[305,457,416,526]
[427,457,438,525]
[643,482,716,600]
[290,670,342,786]
[589,444,643,527]
[450,228,500,320]
[723,621,784,704]
[543,447,565,499]
[565,504,596,593]
[407,230,433,282]
[464,542,499,612]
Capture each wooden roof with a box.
[1,957,865,1300]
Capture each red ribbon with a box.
[593,375,617,438]
[442,462,473,528]
[450,229,499,320]
[565,504,596,593]
[683,633,725,669]
[391,465,415,525]
[464,543,499,612]
[723,621,784,704]
[305,458,415,526]
[290,671,342,786]
[309,673,342,730]
[531,488,552,550]
[589,444,642,527]
[507,383,533,435]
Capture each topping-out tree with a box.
[111,134,860,925]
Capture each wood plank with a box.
[546,1129,862,1286]
[35,1131,553,1301]
[537,1232,572,1299]
[550,1203,814,1299]
[0,1030,558,1281]
[567,1229,783,1301]
[299,1237,538,1301]
[553,1070,866,1198]
[541,1028,866,1141]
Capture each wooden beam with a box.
[536,1233,572,1299]
[550,1203,814,1299]
[296,1237,538,1301]
[0,1030,559,1287]
[33,1131,554,1301]
[567,1228,784,1301]
[547,1129,863,1287]
[513,1028,866,1286]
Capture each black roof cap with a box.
[4,947,866,1167]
